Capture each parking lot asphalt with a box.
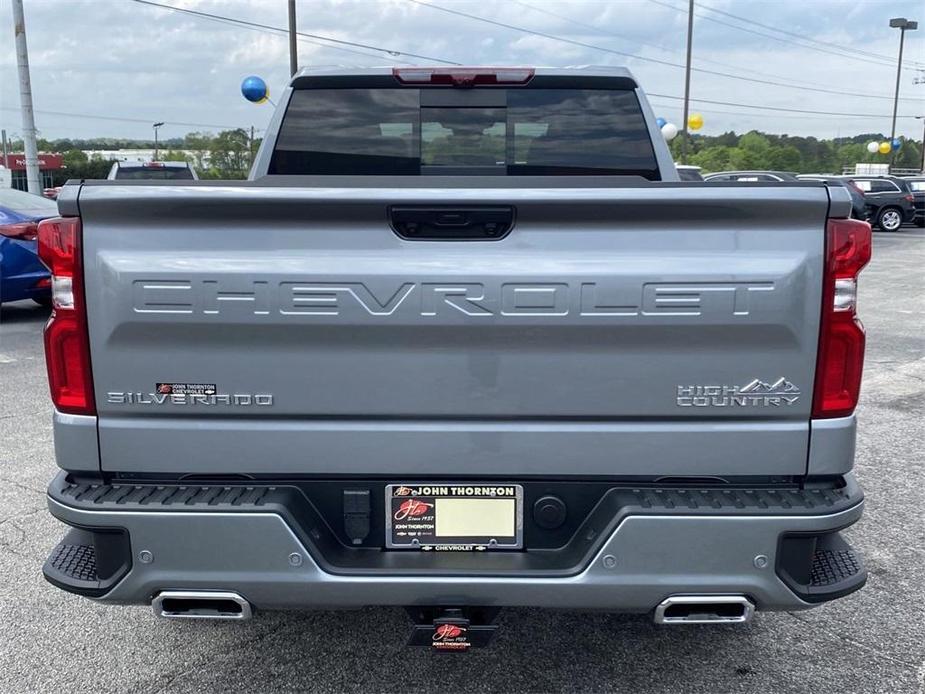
[0,228,923,694]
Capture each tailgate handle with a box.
[389,206,515,240]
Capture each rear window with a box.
[269,88,659,178]
[733,174,782,182]
[855,178,907,193]
[115,166,194,180]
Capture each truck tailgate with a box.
[77,182,828,477]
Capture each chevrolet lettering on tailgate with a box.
[131,280,775,319]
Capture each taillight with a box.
[0,221,39,240]
[812,218,872,418]
[392,67,534,86]
[37,217,95,415]
[904,194,914,203]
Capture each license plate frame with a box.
[385,483,524,550]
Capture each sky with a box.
[1,0,924,143]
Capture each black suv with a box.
[845,175,916,231]
[902,177,925,227]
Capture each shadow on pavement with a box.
[136,607,762,693]
[0,300,51,325]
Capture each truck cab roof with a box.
[289,65,638,81]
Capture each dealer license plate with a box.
[385,483,523,550]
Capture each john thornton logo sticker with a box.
[432,623,470,651]
[677,378,801,408]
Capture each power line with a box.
[0,106,261,131]
[132,0,413,65]
[647,93,920,119]
[512,0,915,100]
[693,0,925,69]
[132,0,416,65]
[408,0,921,102]
[647,0,925,72]
[510,0,831,92]
[132,0,460,65]
[647,100,908,122]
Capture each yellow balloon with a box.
[687,113,704,131]
[878,141,891,154]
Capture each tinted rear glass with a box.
[270,88,659,178]
[115,167,195,180]
[856,179,900,193]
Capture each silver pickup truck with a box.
[40,67,870,647]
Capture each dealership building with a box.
[2,153,63,190]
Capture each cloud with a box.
[0,0,922,140]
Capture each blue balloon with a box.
[891,138,901,151]
[656,117,667,128]
[241,75,268,103]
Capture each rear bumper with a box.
[44,472,866,613]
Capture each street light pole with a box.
[889,17,918,168]
[11,0,41,195]
[288,0,298,77]
[153,122,164,161]
[681,0,695,165]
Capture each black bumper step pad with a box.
[42,527,132,598]
[49,542,98,583]
[777,531,867,603]
[810,546,863,587]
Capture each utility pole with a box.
[888,18,918,167]
[916,117,925,173]
[922,118,925,174]
[11,0,41,195]
[681,0,695,164]
[288,0,298,77]
[1,129,9,169]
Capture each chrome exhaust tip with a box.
[653,595,754,625]
[152,590,253,620]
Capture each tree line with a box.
[669,131,923,173]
